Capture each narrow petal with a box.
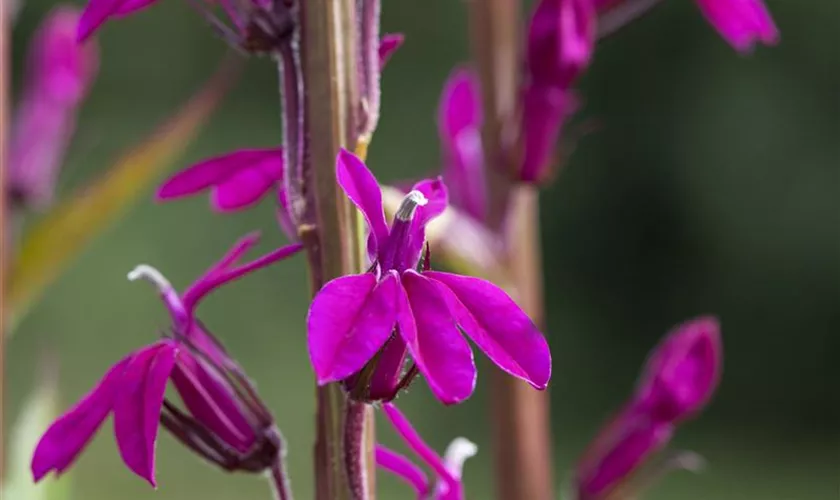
[78,0,156,41]
[695,0,779,52]
[635,316,722,423]
[307,272,399,383]
[336,149,389,253]
[113,341,178,487]
[399,271,476,404]
[376,445,430,499]
[378,34,405,69]
[381,404,458,490]
[577,418,673,499]
[31,357,130,481]
[438,69,482,139]
[424,271,551,390]
[212,165,278,211]
[156,148,283,212]
[519,84,578,183]
[170,352,255,453]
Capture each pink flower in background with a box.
[8,6,98,209]
[157,148,298,240]
[517,0,594,183]
[437,68,487,223]
[376,403,477,500]
[575,317,722,499]
[31,235,302,486]
[694,0,779,52]
[378,33,405,69]
[306,150,551,404]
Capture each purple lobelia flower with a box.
[518,0,593,183]
[8,6,98,210]
[156,147,297,240]
[693,0,778,53]
[31,234,302,486]
[376,403,477,500]
[437,68,487,224]
[575,316,721,500]
[306,150,551,404]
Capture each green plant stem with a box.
[298,1,375,499]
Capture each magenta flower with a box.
[306,150,551,404]
[694,0,779,53]
[156,148,297,239]
[575,316,722,499]
[376,403,477,500]
[157,148,284,213]
[518,0,594,182]
[634,316,723,423]
[437,68,487,223]
[31,235,302,486]
[8,6,98,209]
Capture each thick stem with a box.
[298,1,375,499]
[468,1,555,500]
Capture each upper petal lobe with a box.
[336,149,390,253]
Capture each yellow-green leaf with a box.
[6,57,240,332]
[2,355,67,500]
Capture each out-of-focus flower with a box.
[156,147,298,239]
[157,148,284,213]
[376,403,477,500]
[378,33,404,69]
[306,150,551,404]
[517,0,594,183]
[438,68,487,223]
[31,235,302,486]
[694,0,778,52]
[575,317,722,500]
[8,6,98,210]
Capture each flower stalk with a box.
[297,0,374,498]
[467,1,555,499]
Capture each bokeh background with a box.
[5,0,839,499]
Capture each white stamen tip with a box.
[127,264,172,293]
[395,190,429,221]
[443,437,478,479]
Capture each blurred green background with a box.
[6,0,839,499]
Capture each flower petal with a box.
[78,0,158,41]
[336,149,389,253]
[307,272,399,383]
[212,164,278,211]
[577,417,673,499]
[31,356,130,482]
[635,316,722,423]
[378,34,404,69]
[375,445,431,499]
[424,271,551,389]
[399,271,476,404]
[438,69,486,222]
[695,0,779,52]
[113,341,178,487]
[156,148,282,211]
